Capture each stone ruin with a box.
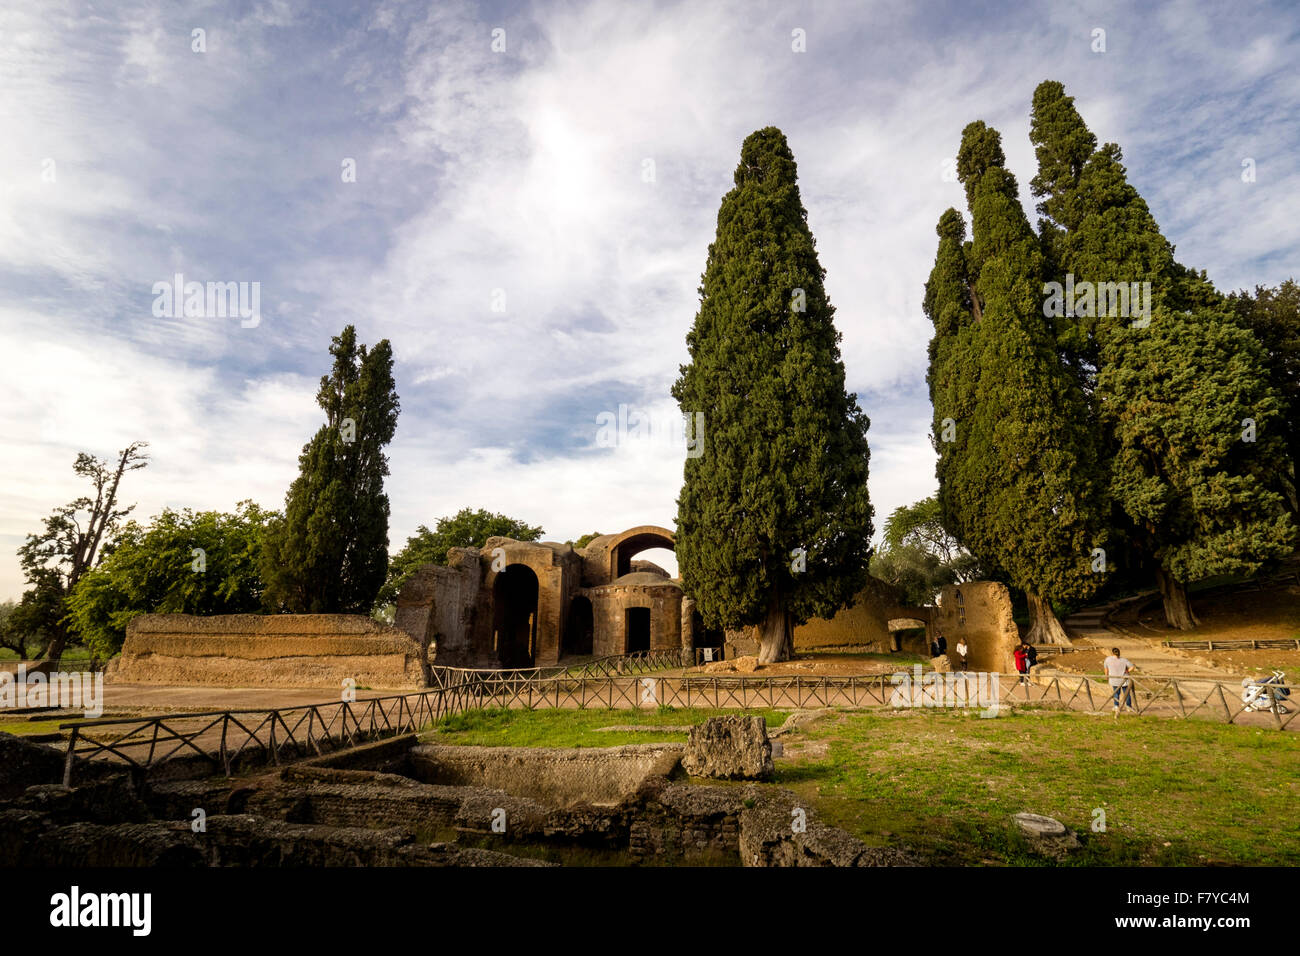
[0,726,916,868]
[393,525,700,668]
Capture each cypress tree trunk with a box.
[756,599,793,664]
[1155,565,1199,630]
[1025,593,1071,645]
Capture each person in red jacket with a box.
[1013,643,1030,684]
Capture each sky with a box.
[1,0,1297,600]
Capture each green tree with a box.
[870,497,979,606]
[64,502,275,659]
[379,508,544,606]
[935,121,1108,643]
[1229,280,1299,515]
[672,127,874,663]
[15,442,149,660]
[924,208,982,556]
[261,326,400,614]
[1030,80,1296,627]
[571,531,603,550]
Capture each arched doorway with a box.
[492,565,538,668]
[887,617,929,654]
[564,596,594,658]
[625,607,651,653]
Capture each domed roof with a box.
[609,571,681,588]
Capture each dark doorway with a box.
[564,596,594,657]
[492,565,538,668]
[625,607,651,654]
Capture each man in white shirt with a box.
[1103,647,1134,716]
[955,639,969,670]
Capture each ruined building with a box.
[394,526,703,668]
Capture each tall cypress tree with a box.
[262,325,400,614]
[932,122,1106,643]
[1030,80,1296,627]
[924,208,981,560]
[672,127,873,663]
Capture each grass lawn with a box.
[0,717,71,736]
[427,706,789,748]
[426,704,1299,866]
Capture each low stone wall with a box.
[108,614,427,689]
[408,743,684,807]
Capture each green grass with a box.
[779,708,1300,866]
[0,646,96,662]
[0,718,70,736]
[425,704,1299,865]
[427,706,789,748]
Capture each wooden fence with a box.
[1161,638,1300,651]
[60,666,1296,782]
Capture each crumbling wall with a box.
[109,614,427,688]
[409,743,683,807]
[932,581,1019,673]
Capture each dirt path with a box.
[1063,600,1233,683]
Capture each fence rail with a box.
[59,688,478,786]
[428,648,691,687]
[1161,638,1300,651]
[59,667,1296,781]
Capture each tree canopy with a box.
[260,326,400,614]
[672,126,874,662]
[378,508,544,606]
[65,502,276,659]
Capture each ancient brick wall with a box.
[931,581,1020,673]
[109,614,427,688]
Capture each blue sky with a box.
[1,0,1297,599]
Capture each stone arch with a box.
[491,564,539,668]
[606,525,675,580]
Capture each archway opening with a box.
[610,529,675,579]
[492,565,538,668]
[564,596,594,658]
[625,607,651,654]
[887,617,929,654]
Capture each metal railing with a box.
[58,667,1296,782]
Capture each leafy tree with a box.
[379,508,544,606]
[672,127,874,663]
[870,498,979,606]
[261,326,400,614]
[933,121,1108,643]
[65,502,275,659]
[1030,80,1296,627]
[1229,280,1299,515]
[14,442,149,660]
[571,531,603,549]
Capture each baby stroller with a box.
[1240,671,1292,713]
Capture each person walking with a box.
[1013,643,1029,683]
[955,638,968,670]
[1103,646,1134,716]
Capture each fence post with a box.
[221,714,231,777]
[63,726,78,787]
